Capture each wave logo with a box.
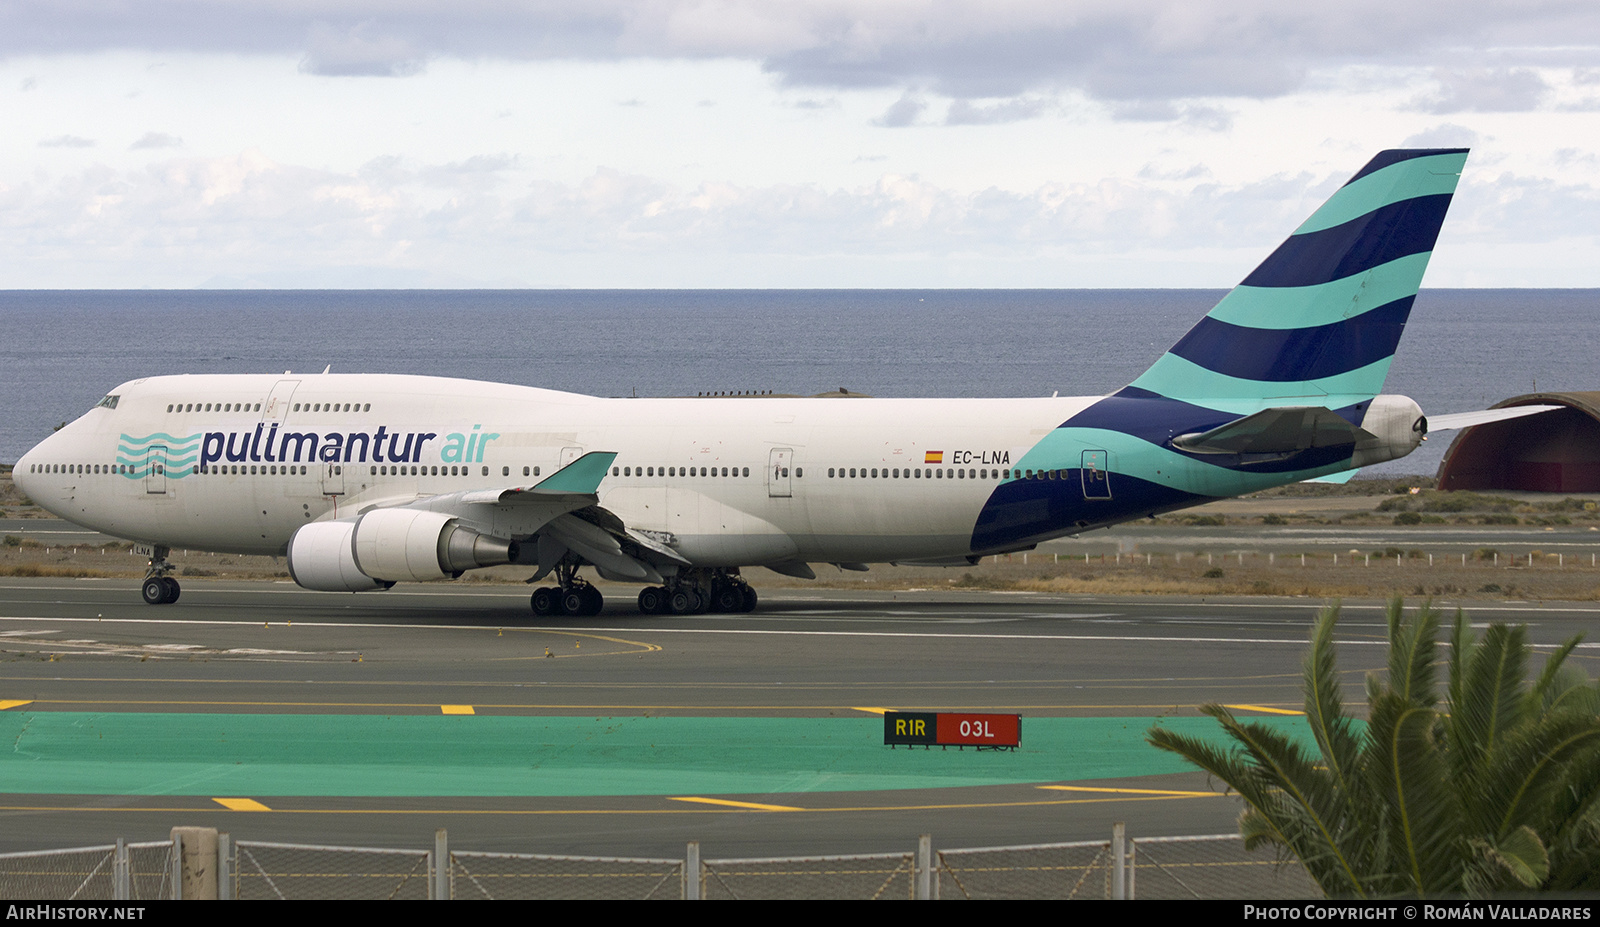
[117,432,200,480]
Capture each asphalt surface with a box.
[1,576,1597,860]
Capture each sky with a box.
[3,1,1599,288]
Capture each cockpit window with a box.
[96,395,120,410]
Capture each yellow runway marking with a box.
[0,700,32,710]
[486,630,661,661]
[1222,704,1304,715]
[1037,785,1219,798]
[669,797,805,812]
[213,798,272,811]
[0,792,1214,816]
[851,707,890,714]
[440,705,475,715]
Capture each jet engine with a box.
[1349,394,1426,468]
[287,509,520,592]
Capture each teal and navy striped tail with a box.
[1126,148,1468,415]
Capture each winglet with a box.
[534,452,617,493]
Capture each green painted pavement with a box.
[0,712,1311,797]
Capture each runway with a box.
[1,577,1596,859]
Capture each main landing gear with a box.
[526,564,760,618]
[140,546,180,605]
[529,560,603,617]
[636,570,757,615]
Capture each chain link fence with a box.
[0,827,1325,899]
[1129,833,1319,899]
[0,840,175,901]
[701,851,917,900]
[232,841,432,900]
[937,839,1116,899]
[449,850,684,900]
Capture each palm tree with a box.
[1147,599,1600,897]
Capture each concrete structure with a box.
[1437,392,1600,492]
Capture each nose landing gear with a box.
[140,546,180,604]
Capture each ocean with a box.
[4,289,1595,476]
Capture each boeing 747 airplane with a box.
[12,148,1554,615]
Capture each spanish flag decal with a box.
[924,451,944,464]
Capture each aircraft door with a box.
[1081,450,1111,500]
[767,447,793,498]
[263,379,301,422]
[559,447,584,469]
[144,446,167,494]
[321,462,345,496]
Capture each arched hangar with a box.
[1437,392,1600,492]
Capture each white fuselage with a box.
[15,373,1094,566]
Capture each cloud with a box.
[298,21,426,77]
[1109,100,1233,131]
[873,92,925,127]
[1138,163,1212,181]
[1,2,1596,109]
[944,97,1051,125]
[130,132,183,150]
[3,148,1597,286]
[1401,124,1482,148]
[1413,68,1550,113]
[38,135,94,148]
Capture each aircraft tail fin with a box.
[1125,149,1468,415]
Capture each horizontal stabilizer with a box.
[1303,469,1360,484]
[1426,405,1561,432]
[1173,406,1370,455]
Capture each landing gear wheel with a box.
[580,585,603,616]
[740,586,758,612]
[638,587,664,614]
[712,584,744,613]
[142,577,167,605]
[530,586,563,617]
[668,589,694,615]
[162,577,181,604]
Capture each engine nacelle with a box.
[286,520,393,592]
[1350,394,1426,468]
[351,508,520,583]
[287,509,520,591]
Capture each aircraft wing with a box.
[1425,405,1561,431]
[369,451,684,583]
